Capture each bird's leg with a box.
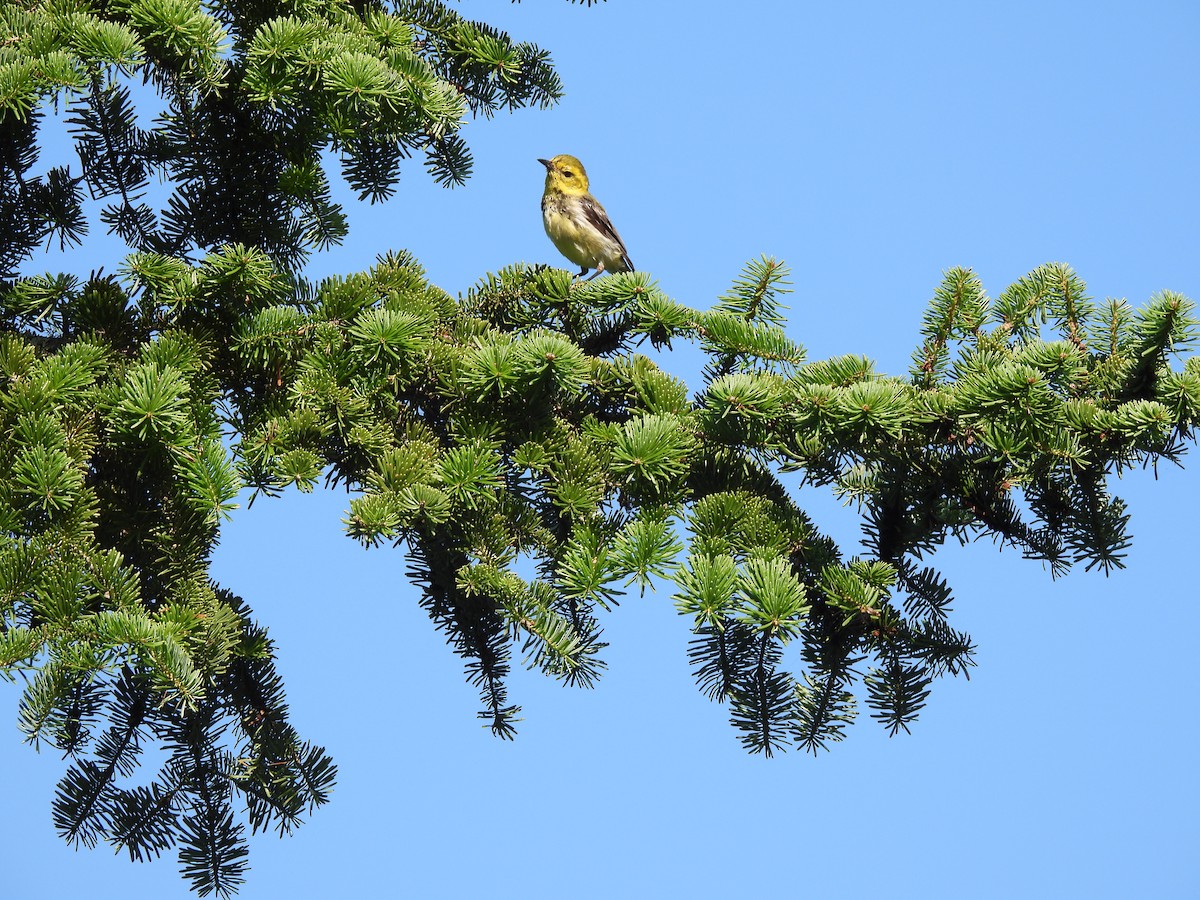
[583,263,606,282]
[574,266,590,281]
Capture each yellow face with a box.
[539,154,590,195]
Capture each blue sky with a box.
[4,2,1200,897]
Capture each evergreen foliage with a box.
[2,0,1198,896]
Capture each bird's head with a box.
[538,155,590,195]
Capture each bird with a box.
[538,154,633,281]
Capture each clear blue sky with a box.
[4,2,1199,897]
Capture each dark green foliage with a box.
[2,0,1199,897]
[0,0,565,276]
[1,0,573,895]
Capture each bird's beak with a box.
[537,158,552,170]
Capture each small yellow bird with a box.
[538,155,633,281]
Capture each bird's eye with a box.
[562,170,574,178]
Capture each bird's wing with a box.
[580,194,634,271]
